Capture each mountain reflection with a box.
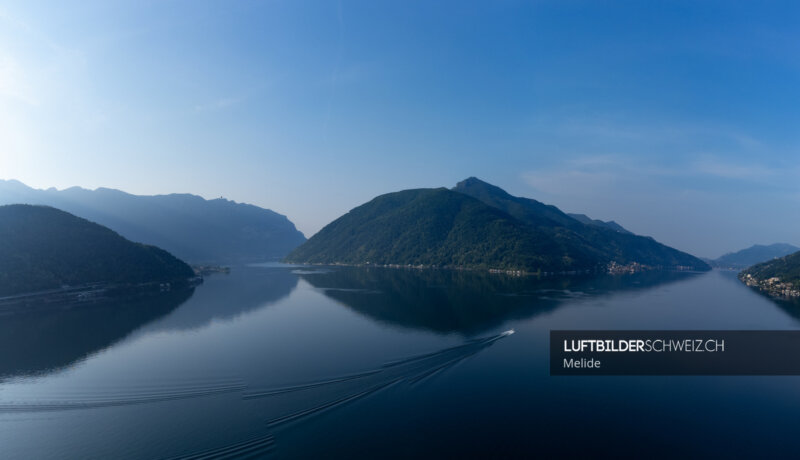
[750,291,800,323]
[0,267,300,380]
[0,288,194,379]
[300,267,700,335]
[140,266,298,333]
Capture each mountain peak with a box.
[454,177,512,197]
[454,177,578,228]
[0,179,33,191]
[288,181,709,272]
[452,179,707,270]
[457,176,487,186]
[285,187,602,271]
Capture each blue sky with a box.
[1,0,798,258]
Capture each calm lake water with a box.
[2,265,800,458]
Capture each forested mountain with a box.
[286,178,709,273]
[452,178,707,270]
[285,188,600,272]
[740,250,800,299]
[0,205,195,296]
[742,251,800,283]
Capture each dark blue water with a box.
[1,265,800,458]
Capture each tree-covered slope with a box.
[453,177,709,270]
[285,188,602,272]
[0,205,195,296]
[453,177,578,228]
[286,178,708,273]
[741,251,800,288]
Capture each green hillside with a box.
[453,177,708,270]
[740,251,800,288]
[285,179,709,273]
[285,188,602,272]
[0,205,195,296]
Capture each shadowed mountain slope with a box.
[0,205,195,296]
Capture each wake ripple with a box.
[242,370,381,399]
[0,330,513,458]
[244,330,514,427]
[163,433,275,460]
[0,380,246,413]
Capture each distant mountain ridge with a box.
[0,180,306,264]
[713,243,800,269]
[0,205,195,297]
[286,178,708,273]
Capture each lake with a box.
[2,265,800,458]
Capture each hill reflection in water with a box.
[0,288,194,380]
[300,267,701,336]
[141,266,298,333]
[0,267,300,380]
[745,287,800,323]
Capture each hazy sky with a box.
[1,1,798,258]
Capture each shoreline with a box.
[0,276,202,311]
[282,260,710,278]
[739,273,800,299]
